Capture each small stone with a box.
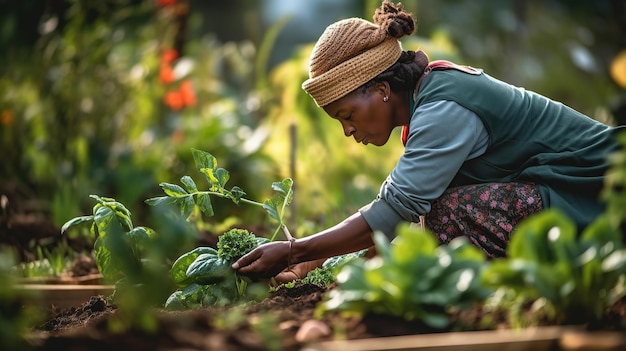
[295,319,331,342]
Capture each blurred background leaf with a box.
[1,0,624,249]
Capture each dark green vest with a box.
[417,69,625,230]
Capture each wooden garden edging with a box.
[18,284,115,310]
[16,273,114,310]
[302,325,626,351]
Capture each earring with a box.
[383,96,389,102]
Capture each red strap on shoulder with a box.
[401,61,481,146]
[401,125,410,146]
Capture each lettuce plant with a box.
[482,131,626,328]
[279,250,368,289]
[481,209,626,327]
[165,228,270,309]
[317,223,491,329]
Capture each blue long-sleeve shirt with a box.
[360,67,623,237]
[360,100,488,235]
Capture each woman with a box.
[232,0,624,281]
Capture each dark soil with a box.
[26,284,449,351]
[23,275,626,351]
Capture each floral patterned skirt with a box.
[425,182,543,258]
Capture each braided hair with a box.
[357,0,429,94]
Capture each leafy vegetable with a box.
[217,228,267,263]
[317,224,491,329]
[61,195,197,332]
[62,195,152,284]
[481,132,626,328]
[165,228,269,310]
[482,210,626,326]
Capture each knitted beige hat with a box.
[302,17,403,107]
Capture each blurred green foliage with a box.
[1,0,624,243]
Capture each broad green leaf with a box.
[186,254,234,285]
[262,197,281,223]
[262,179,294,222]
[144,196,177,207]
[362,257,385,287]
[508,209,575,262]
[61,215,94,234]
[127,226,156,255]
[602,249,626,272]
[191,148,217,170]
[93,205,116,239]
[177,194,195,219]
[94,236,115,282]
[372,231,391,258]
[229,186,246,204]
[164,290,187,310]
[202,167,230,188]
[271,178,293,199]
[214,168,230,187]
[170,247,218,287]
[180,175,198,193]
[581,214,623,250]
[91,196,133,232]
[391,223,437,263]
[447,237,486,261]
[194,193,214,217]
[160,182,188,197]
[481,259,530,287]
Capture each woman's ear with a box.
[372,81,391,100]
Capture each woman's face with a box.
[322,83,402,147]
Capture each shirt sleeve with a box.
[359,100,489,238]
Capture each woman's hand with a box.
[231,241,291,280]
[233,213,374,280]
[273,259,326,283]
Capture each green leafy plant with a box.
[317,223,491,329]
[145,149,296,309]
[62,195,156,284]
[164,228,269,310]
[481,209,626,327]
[282,250,368,288]
[481,132,626,328]
[12,237,76,279]
[61,194,197,332]
[146,148,293,241]
[61,149,295,325]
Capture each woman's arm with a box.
[232,212,374,279]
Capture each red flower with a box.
[159,63,175,84]
[157,0,176,7]
[179,80,196,106]
[163,80,196,110]
[164,90,184,110]
[161,49,178,64]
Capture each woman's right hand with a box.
[231,241,291,280]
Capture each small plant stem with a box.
[282,225,293,241]
[170,191,266,207]
[200,191,265,207]
[269,223,293,242]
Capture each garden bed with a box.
[25,282,626,351]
